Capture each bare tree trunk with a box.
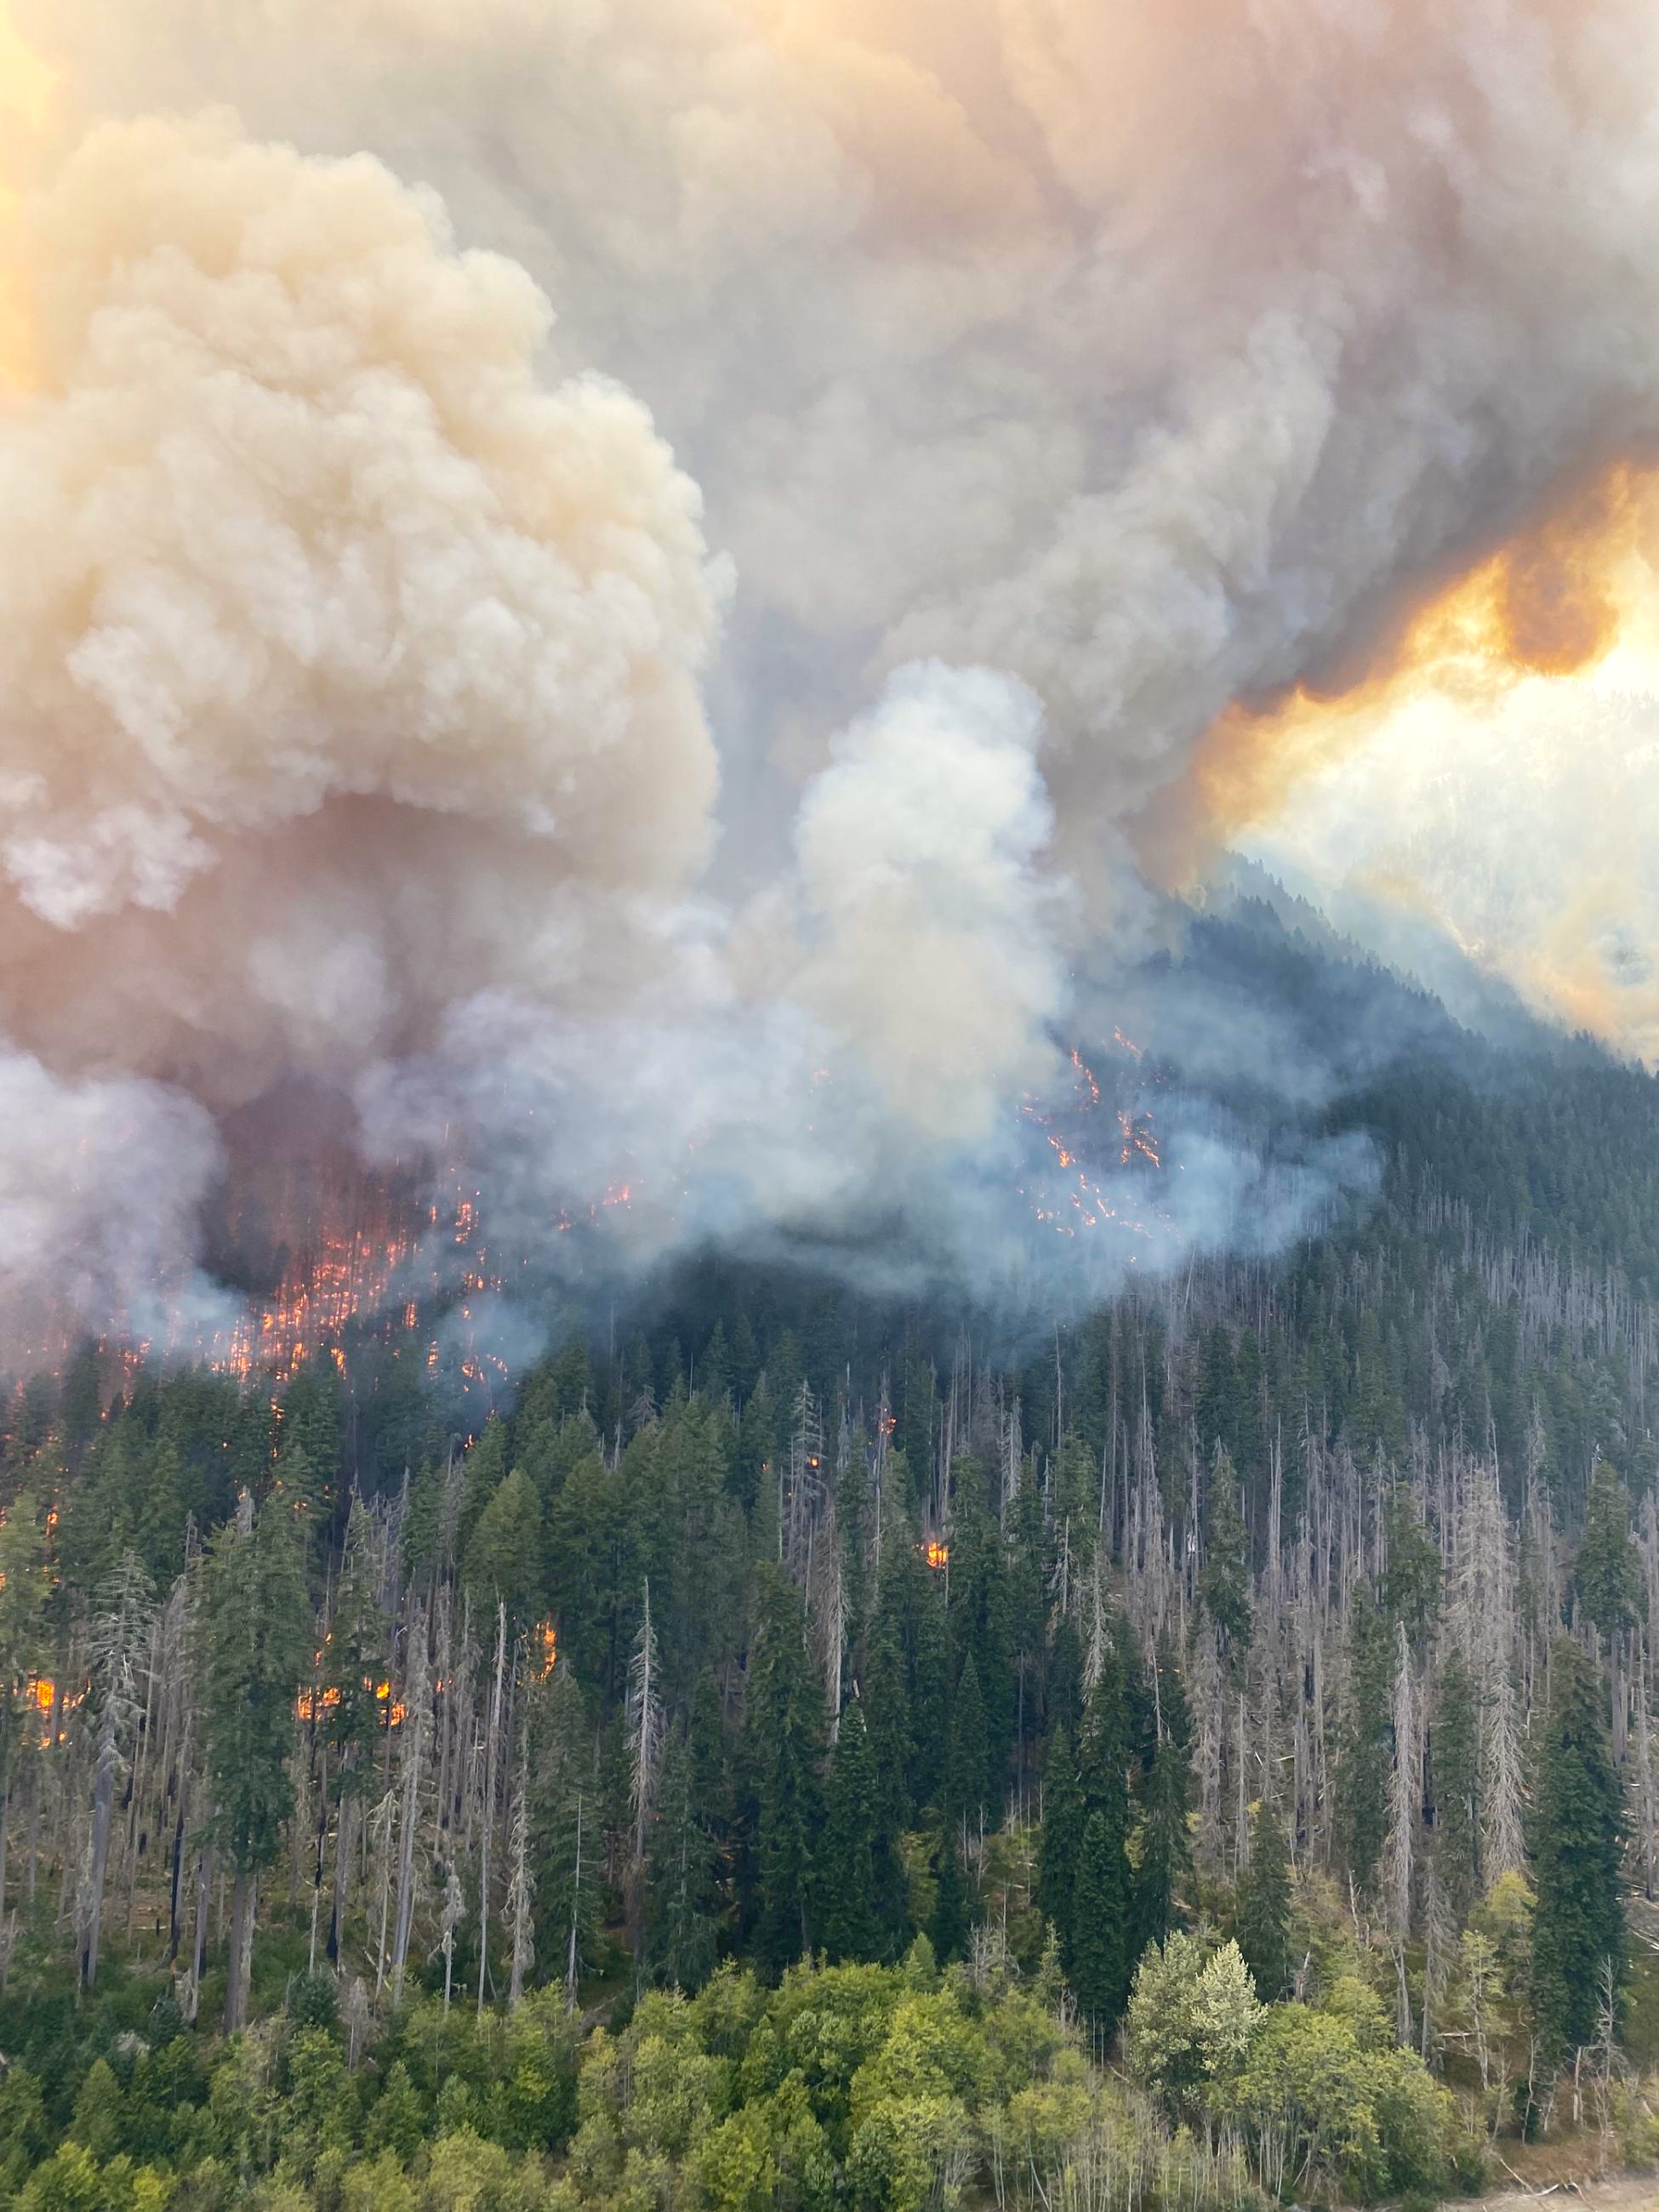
[391,1613,430,2004]
[223,1860,250,2033]
[191,1843,213,2011]
[476,1601,506,2014]
[81,1707,118,1990]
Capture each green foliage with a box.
[1124,1933,1261,2122]
[1234,1799,1293,2002]
[1573,1459,1645,1638]
[1530,1635,1626,2056]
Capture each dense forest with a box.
[2,911,1659,2210]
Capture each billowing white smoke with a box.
[0,1052,225,1353]
[9,0,1659,1342]
[26,0,1659,876]
[357,662,1072,1288]
[0,105,1076,1337]
[0,109,733,1333]
[783,665,1066,1146]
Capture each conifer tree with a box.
[1337,1586,1392,1896]
[1069,1808,1131,2028]
[1234,1798,1293,2000]
[1530,1636,1626,2057]
[1200,1447,1252,1672]
[646,1727,721,1992]
[818,1702,886,1962]
[931,1825,969,1964]
[531,1662,599,2004]
[860,1606,912,1836]
[1434,1649,1481,1926]
[1574,1461,1643,1641]
[1037,1722,1086,1950]
[324,1499,387,1963]
[744,1566,824,1974]
[948,1651,990,1828]
[908,1565,951,1814]
[199,1492,311,2031]
[0,1491,47,1914]
[464,1468,544,1633]
[1135,1731,1194,1953]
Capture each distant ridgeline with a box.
[0,908,1656,2208]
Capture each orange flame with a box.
[1165,460,1652,871]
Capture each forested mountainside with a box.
[3,915,1659,2211]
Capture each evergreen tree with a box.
[931,1825,969,1964]
[1530,1636,1626,2056]
[199,1492,312,2031]
[464,1468,544,1633]
[1337,1586,1392,1896]
[1382,1484,1441,1635]
[908,1564,951,1814]
[531,1662,601,2002]
[1199,1448,1251,1672]
[744,1566,824,1974]
[818,1702,887,1962]
[646,1727,722,1992]
[947,1651,990,1828]
[1433,1650,1482,1925]
[1234,1798,1294,2000]
[324,1500,389,1962]
[1037,1722,1086,1949]
[1574,1460,1644,1640]
[1069,1809,1131,2028]
[1135,1732,1193,1953]
[860,1605,912,1837]
[0,1489,47,1907]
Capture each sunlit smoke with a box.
[4,0,1659,1360]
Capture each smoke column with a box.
[3,0,1659,1339]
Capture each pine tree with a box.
[1135,1733,1193,1953]
[931,1825,969,1964]
[324,1499,387,1964]
[1200,1447,1252,1673]
[1234,1798,1293,2000]
[1574,1461,1643,1641]
[860,1605,912,1837]
[818,1702,885,1962]
[948,1652,990,1828]
[531,1662,599,2005]
[199,1492,312,2031]
[463,1468,544,1633]
[744,1566,824,1975]
[1069,1809,1131,2028]
[1530,1636,1626,2057]
[0,1490,47,1915]
[1433,1649,1481,1926]
[646,1725,722,1992]
[1337,1586,1392,1896]
[1037,1723,1086,1949]
[1382,1484,1441,1635]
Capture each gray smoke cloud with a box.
[2,1,1655,1347]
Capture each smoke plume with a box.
[4,0,1659,1343]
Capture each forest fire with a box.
[1018,1036,1164,1244]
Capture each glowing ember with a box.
[1017,1033,1164,1243]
